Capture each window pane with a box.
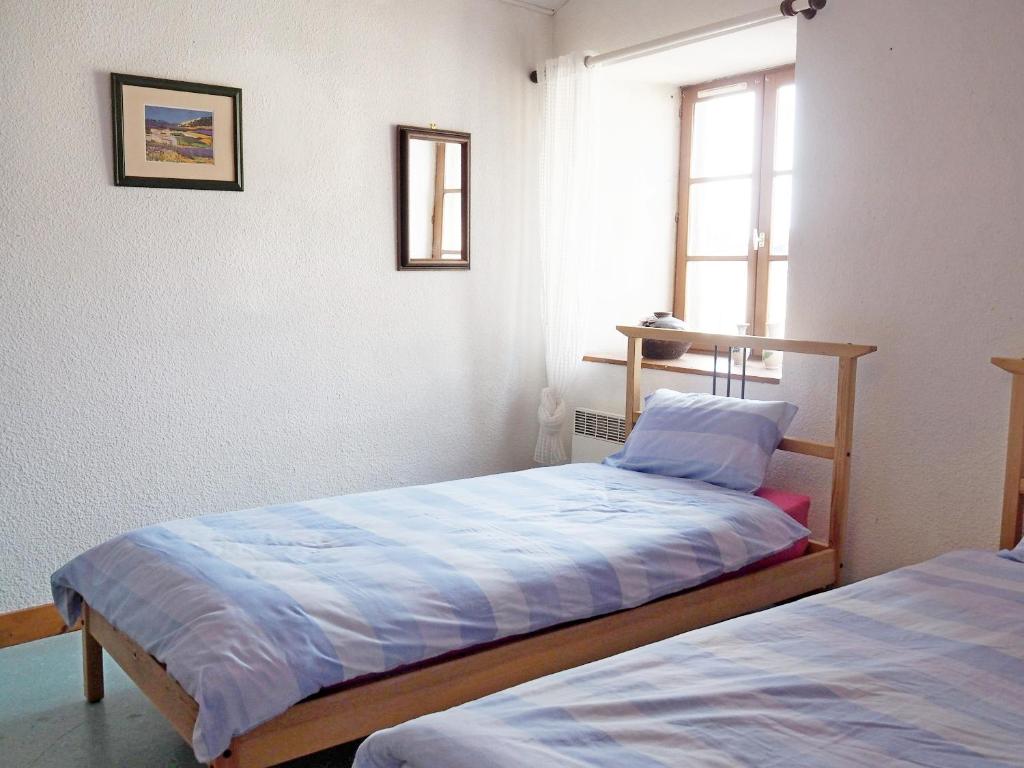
[690,91,756,178]
[769,173,792,256]
[687,179,753,256]
[441,192,462,254]
[443,142,462,190]
[767,260,788,336]
[684,260,748,334]
[774,84,795,172]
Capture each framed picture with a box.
[111,73,243,191]
[397,125,470,270]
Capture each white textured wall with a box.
[0,0,552,611]
[557,0,1024,581]
[784,0,1023,579]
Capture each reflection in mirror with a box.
[398,127,470,269]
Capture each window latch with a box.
[752,229,766,250]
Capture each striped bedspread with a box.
[355,550,1024,768]
[50,462,807,763]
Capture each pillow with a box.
[603,389,798,492]
[999,537,1024,563]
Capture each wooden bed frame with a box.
[80,326,877,767]
[993,357,1024,550]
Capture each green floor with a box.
[0,633,360,767]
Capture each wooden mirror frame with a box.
[396,125,471,270]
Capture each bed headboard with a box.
[617,325,877,582]
[993,357,1024,550]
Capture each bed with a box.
[53,326,876,767]
[355,549,1024,768]
[348,355,1024,768]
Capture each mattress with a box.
[355,550,1024,768]
[51,462,809,763]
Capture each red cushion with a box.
[744,486,811,571]
[755,486,810,527]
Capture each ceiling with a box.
[496,0,569,14]
[602,17,797,85]
[495,1,795,85]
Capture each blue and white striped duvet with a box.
[50,463,807,763]
[355,550,1024,768]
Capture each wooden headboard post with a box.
[625,336,643,435]
[993,357,1024,550]
[828,356,858,583]
[617,325,876,583]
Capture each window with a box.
[674,66,795,344]
[434,142,465,260]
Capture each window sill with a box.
[582,350,782,385]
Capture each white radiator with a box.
[571,408,626,463]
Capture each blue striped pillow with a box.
[604,390,798,492]
[999,538,1024,563]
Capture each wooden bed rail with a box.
[993,357,1024,550]
[618,325,877,582]
[616,325,877,360]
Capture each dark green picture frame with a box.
[111,73,243,191]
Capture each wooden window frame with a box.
[673,65,795,353]
[430,143,465,260]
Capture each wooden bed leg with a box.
[82,605,105,703]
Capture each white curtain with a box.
[534,53,600,465]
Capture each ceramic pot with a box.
[641,312,691,360]
[763,322,783,369]
[731,323,751,366]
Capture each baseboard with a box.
[0,603,81,649]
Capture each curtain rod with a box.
[529,0,825,83]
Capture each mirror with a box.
[397,126,470,270]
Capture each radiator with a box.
[570,408,626,463]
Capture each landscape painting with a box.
[144,105,214,163]
[113,73,242,190]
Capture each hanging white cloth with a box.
[534,53,600,465]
